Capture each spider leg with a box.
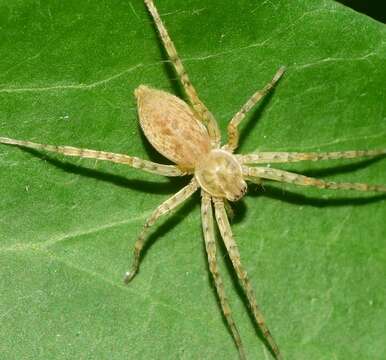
[225,67,285,152]
[223,198,235,221]
[124,178,198,283]
[243,166,386,192]
[201,192,246,360]
[237,149,386,164]
[213,198,283,360]
[0,137,185,177]
[144,0,221,147]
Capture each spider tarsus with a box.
[270,66,286,88]
[123,271,136,284]
[276,65,286,78]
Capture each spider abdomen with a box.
[195,149,247,201]
[135,85,211,170]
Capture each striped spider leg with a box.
[0,137,185,177]
[124,178,198,283]
[237,149,386,194]
[144,0,221,147]
[213,196,283,360]
[201,192,247,360]
[242,164,386,193]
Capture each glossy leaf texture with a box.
[0,0,385,359]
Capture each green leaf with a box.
[1,0,385,359]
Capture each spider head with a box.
[195,149,247,202]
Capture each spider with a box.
[1,0,385,359]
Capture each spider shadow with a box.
[201,217,280,359]
[237,86,276,151]
[299,154,386,179]
[158,42,278,141]
[208,156,386,358]
[138,191,199,265]
[160,47,187,101]
[138,124,178,166]
[248,155,386,207]
[20,147,189,195]
[146,7,186,100]
[227,200,248,224]
[19,147,203,284]
[223,156,386,229]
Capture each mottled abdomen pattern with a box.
[135,85,211,170]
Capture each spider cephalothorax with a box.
[1,0,385,359]
[195,149,247,201]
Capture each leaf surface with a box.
[0,0,385,359]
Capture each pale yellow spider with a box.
[1,0,385,359]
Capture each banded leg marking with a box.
[0,137,185,177]
[144,0,221,147]
[213,198,283,360]
[124,178,198,283]
[243,166,386,193]
[238,149,386,165]
[225,67,285,152]
[201,192,246,360]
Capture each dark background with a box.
[336,0,385,23]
